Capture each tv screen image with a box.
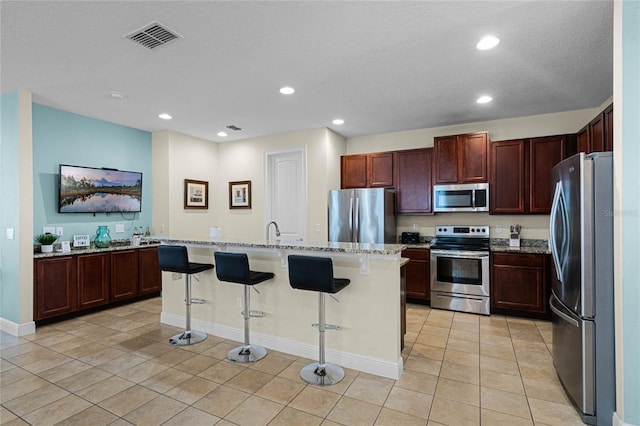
[59,164,142,213]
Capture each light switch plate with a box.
[115,224,125,233]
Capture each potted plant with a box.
[34,233,60,253]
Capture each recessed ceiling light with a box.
[279,86,295,95]
[477,95,493,104]
[332,119,345,125]
[217,131,228,137]
[476,35,500,50]
[110,91,126,99]
[158,113,172,120]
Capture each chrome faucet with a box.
[266,221,281,244]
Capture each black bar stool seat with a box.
[288,254,350,385]
[214,252,274,363]
[158,245,214,346]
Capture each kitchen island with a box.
[154,237,407,379]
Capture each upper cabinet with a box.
[490,139,527,214]
[341,152,394,189]
[434,132,489,184]
[604,103,614,152]
[395,148,433,214]
[577,103,613,154]
[490,135,573,214]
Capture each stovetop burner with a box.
[430,225,490,251]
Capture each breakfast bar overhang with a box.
[155,238,407,379]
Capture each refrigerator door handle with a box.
[348,197,354,242]
[549,296,579,327]
[353,197,360,243]
[549,181,569,282]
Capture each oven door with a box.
[430,249,490,297]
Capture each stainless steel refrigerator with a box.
[328,188,396,244]
[549,152,615,425]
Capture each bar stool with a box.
[287,254,350,385]
[158,245,214,346]
[214,252,274,363]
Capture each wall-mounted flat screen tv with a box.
[58,164,142,213]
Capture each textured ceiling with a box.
[0,1,613,143]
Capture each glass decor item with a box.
[94,225,111,248]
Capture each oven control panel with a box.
[434,226,489,238]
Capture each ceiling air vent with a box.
[125,22,182,50]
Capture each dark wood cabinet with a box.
[434,132,488,184]
[110,250,140,301]
[576,103,613,154]
[490,252,550,319]
[529,135,569,213]
[34,246,161,323]
[402,248,430,302]
[341,155,368,188]
[341,152,394,188]
[34,256,76,320]
[395,148,433,214]
[490,135,570,214]
[77,253,110,309]
[577,125,590,154]
[139,247,162,295]
[490,139,527,214]
[604,103,614,152]
[589,113,605,153]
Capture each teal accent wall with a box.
[622,1,640,423]
[32,104,152,241]
[0,92,21,322]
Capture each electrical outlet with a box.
[496,226,503,233]
[6,228,14,239]
[115,223,125,233]
[43,226,55,234]
[56,227,63,236]
[315,224,321,233]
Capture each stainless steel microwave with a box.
[433,183,489,212]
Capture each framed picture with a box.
[184,179,208,209]
[229,180,251,209]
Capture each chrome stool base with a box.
[300,362,345,386]
[169,330,207,346]
[227,344,267,363]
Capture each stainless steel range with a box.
[430,225,490,315]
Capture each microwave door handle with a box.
[472,190,476,209]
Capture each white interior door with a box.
[265,148,306,242]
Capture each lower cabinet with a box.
[402,248,430,303]
[34,246,161,321]
[77,252,110,309]
[34,256,77,320]
[111,250,140,301]
[139,247,162,294]
[490,252,550,319]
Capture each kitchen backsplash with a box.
[397,213,550,240]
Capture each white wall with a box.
[215,128,346,243]
[347,103,610,154]
[152,130,219,240]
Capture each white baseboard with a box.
[0,317,36,336]
[161,312,403,379]
[613,411,638,426]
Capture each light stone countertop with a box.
[152,236,408,256]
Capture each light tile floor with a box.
[0,298,587,425]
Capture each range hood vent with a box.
[126,22,182,50]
